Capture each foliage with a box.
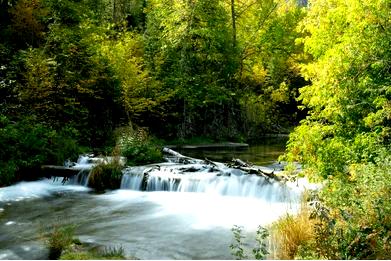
[234,0,307,138]
[0,0,308,186]
[0,116,82,186]
[310,156,391,259]
[230,225,269,260]
[44,224,76,259]
[88,160,124,192]
[144,0,241,139]
[274,154,391,260]
[8,0,48,48]
[43,223,127,260]
[230,225,247,260]
[116,126,163,166]
[252,226,269,260]
[284,0,391,179]
[97,28,167,127]
[280,1,391,260]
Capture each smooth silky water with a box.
[0,140,307,260]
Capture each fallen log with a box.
[232,158,250,167]
[41,165,83,178]
[162,147,202,164]
[165,142,249,150]
[229,159,283,181]
[163,147,284,182]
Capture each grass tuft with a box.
[270,204,315,259]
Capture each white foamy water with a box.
[101,190,300,230]
[120,164,302,203]
[0,179,90,202]
[0,146,319,260]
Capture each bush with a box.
[44,224,76,260]
[309,155,391,260]
[88,160,123,192]
[280,154,391,260]
[116,126,163,166]
[43,223,127,260]
[0,116,83,186]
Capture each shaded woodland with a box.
[0,0,390,259]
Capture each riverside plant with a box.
[269,204,315,259]
[116,126,163,166]
[88,159,123,192]
[44,224,76,259]
[60,245,127,260]
[230,225,269,260]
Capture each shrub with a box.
[88,160,123,192]
[309,155,391,260]
[0,116,83,186]
[116,126,163,166]
[282,155,391,260]
[44,224,76,259]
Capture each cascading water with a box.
[67,155,96,186]
[120,163,301,203]
[67,155,127,186]
[0,145,318,260]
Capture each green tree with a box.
[285,0,391,179]
[145,0,240,139]
[233,0,307,137]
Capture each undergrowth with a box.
[88,159,123,191]
[115,126,163,166]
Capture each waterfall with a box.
[120,164,300,202]
[67,155,305,203]
[120,166,148,190]
[67,155,95,186]
[69,169,91,186]
[67,155,127,186]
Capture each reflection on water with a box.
[176,137,288,166]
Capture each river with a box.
[0,140,307,260]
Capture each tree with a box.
[232,0,307,137]
[285,0,391,179]
[145,0,239,139]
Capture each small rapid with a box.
[0,144,316,260]
[120,164,300,202]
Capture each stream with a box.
[0,141,310,260]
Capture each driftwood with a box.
[162,147,202,164]
[165,142,249,150]
[162,147,283,182]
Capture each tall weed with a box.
[270,203,315,259]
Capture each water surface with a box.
[0,139,301,260]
